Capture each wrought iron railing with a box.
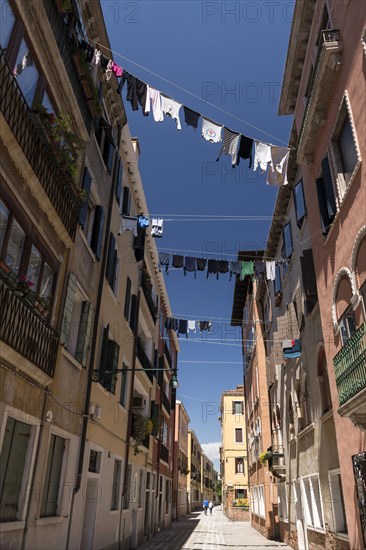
[41,0,92,133]
[136,339,154,382]
[334,322,366,406]
[141,276,158,323]
[0,49,80,239]
[162,392,171,414]
[160,443,169,463]
[0,278,59,377]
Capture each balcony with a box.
[297,29,343,165]
[42,0,92,133]
[162,392,171,415]
[160,443,169,463]
[334,322,366,429]
[0,49,80,239]
[136,339,154,382]
[141,273,158,323]
[267,446,286,479]
[0,278,59,382]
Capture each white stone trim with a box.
[331,267,357,330]
[351,225,366,281]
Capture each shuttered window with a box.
[99,326,120,393]
[121,187,131,216]
[119,363,128,408]
[300,249,318,315]
[133,226,145,263]
[79,167,92,229]
[129,294,138,333]
[41,435,66,517]
[90,206,104,261]
[75,301,94,367]
[274,265,282,295]
[106,233,118,291]
[294,179,307,227]
[124,277,131,321]
[111,460,121,511]
[316,156,337,235]
[282,222,293,258]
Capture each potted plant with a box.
[14,275,34,297]
[259,450,272,465]
[131,414,153,455]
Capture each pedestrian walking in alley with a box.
[203,498,209,515]
[209,500,214,515]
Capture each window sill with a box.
[335,533,349,541]
[306,525,326,535]
[61,347,82,371]
[320,409,333,422]
[109,510,120,516]
[107,283,119,306]
[0,521,25,532]
[78,228,97,263]
[297,423,315,439]
[35,516,64,526]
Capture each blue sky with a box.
[102,1,293,469]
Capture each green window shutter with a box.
[104,340,119,394]
[150,401,160,436]
[124,277,131,321]
[90,206,105,261]
[115,157,123,205]
[79,167,92,229]
[99,325,110,382]
[75,302,94,367]
[106,233,116,287]
[60,273,78,346]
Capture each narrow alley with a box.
[139,507,292,550]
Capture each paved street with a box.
[139,506,292,549]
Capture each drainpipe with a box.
[66,124,121,550]
[119,285,141,550]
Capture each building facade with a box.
[187,430,202,512]
[173,400,190,520]
[279,1,366,548]
[219,386,249,522]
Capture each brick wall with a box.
[224,488,250,522]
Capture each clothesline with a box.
[156,247,281,260]
[93,39,295,151]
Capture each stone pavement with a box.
[139,506,292,549]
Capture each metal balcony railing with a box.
[136,339,154,382]
[141,277,158,323]
[334,322,366,406]
[162,392,171,414]
[0,278,59,377]
[42,0,92,133]
[0,49,80,239]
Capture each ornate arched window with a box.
[335,274,357,345]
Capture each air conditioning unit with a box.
[89,404,102,422]
[132,396,145,409]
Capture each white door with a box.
[294,481,308,550]
[80,478,99,550]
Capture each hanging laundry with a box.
[91,49,102,65]
[111,61,123,78]
[14,52,33,77]
[118,71,148,114]
[254,261,265,277]
[276,258,289,269]
[105,60,113,81]
[196,258,207,272]
[253,141,271,173]
[198,321,212,333]
[188,320,196,333]
[159,251,170,273]
[207,259,219,279]
[178,319,188,338]
[151,218,164,238]
[172,255,184,269]
[240,261,254,281]
[184,257,197,278]
[217,260,229,275]
[137,215,149,228]
[118,216,138,237]
[201,117,222,143]
[267,146,290,186]
[183,107,200,130]
[266,261,276,281]
[229,260,241,281]
[101,56,109,70]
[165,317,179,331]
[80,40,94,63]
[161,95,182,130]
[216,127,240,166]
[236,135,253,167]
[145,85,164,121]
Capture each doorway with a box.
[80,478,99,550]
[294,480,308,550]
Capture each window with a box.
[138,470,144,508]
[27,245,54,300]
[111,459,121,511]
[124,277,132,321]
[234,428,243,443]
[0,1,16,49]
[252,485,265,517]
[328,470,347,534]
[41,435,66,517]
[106,233,119,293]
[115,156,123,207]
[300,249,318,315]
[162,420,168,446]
[88,449,101,473]
[282,222,293,259]
[235,458,244,474]
[60,273,94,366]
[316,156,337,236]
[294,179,307,227]
[232,401,244,415]
[95,118,115,174]
[121,186,131,216]
[274,264,282,295]
[318,350,332,414]
[99,325,120,393]
[4,215,25,275]
[339,307,357,346]
[119,363,129,408]
[331,100,359,197]
[123,464,132,509]
[0,417,32,522]
[235,488,247,499]
[89,205,105,261]
[15,38,40,106]
[302,475,324,530]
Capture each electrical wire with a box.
[90,37,295,150]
